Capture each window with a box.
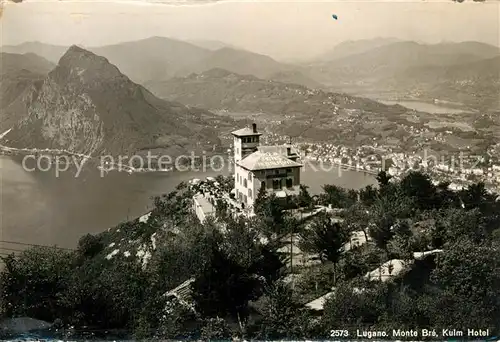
[244,195,248,204]
[237,173,239,182]
[243,179,247,188]
[275,170,279,175]
[248,189,252,198]
[272,180,281,190]
[236,147,239,154]
[261,181,266,189]
[286,178,293,188]
[286,168,292,173]
[248,173,252,181]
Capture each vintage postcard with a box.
[1,0,499,340]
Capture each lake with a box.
[378,100,473,114]
[0,156,376,249]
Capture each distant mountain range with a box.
[1,52,55,75]
[311,37,401,63]
[0,46,233,156]
[306,40,500,109]
[186,39,241,51]
[4,38,498,110]
[0,52,54,127]
[2,42,68,65]
[394,55,500,110]
[2,37,316,88]
[308,41,500,83]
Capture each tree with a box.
[375,285,431,331]
[155,297,197,340]
[60,256,149,329]
[148,219,222,295]
[340,247,373,280]
[247,244,285,286]
[438,207,485,243]
[251,282,311,339]
[359,185,378,206]
[435,181,460,208]
[215,175,235,193]
[299,211,349,284]
[222,216,263,270]
[255,193,288,238]
[76,234,104,260]
[190,246,262,332]
[200,317,232,341]
[369,195,414,253]
[386,220,414,260]
[0,247,74,323]
[215,198,229,221]
[429,238,500,330]
[400,171,437,210]
[190,214,285,333]
[369,201,396,252]
[343,202,370,241]
[376,170,392,188]
[347,189,359,206]
[462,182,487,210]
[321,281,387,335]
[321,184,349,208]
[253,185,269,217]
[297,184,314,209]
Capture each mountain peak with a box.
[59,45,107,66]
[53,45,125,83]
[67,44,87,52]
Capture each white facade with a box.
[232,123,302,211]
[234,166,302,209]
[235,165,254,207]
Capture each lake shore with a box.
[0,155,376,249]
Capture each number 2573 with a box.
[330,330,349,337]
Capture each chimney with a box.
[287,147,291,155]
[252,123,257,133]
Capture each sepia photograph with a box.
[0,0,499,340]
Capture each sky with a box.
[1,0,499,61]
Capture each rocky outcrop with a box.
[3,46,226,156]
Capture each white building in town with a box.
[232,123,303,211]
